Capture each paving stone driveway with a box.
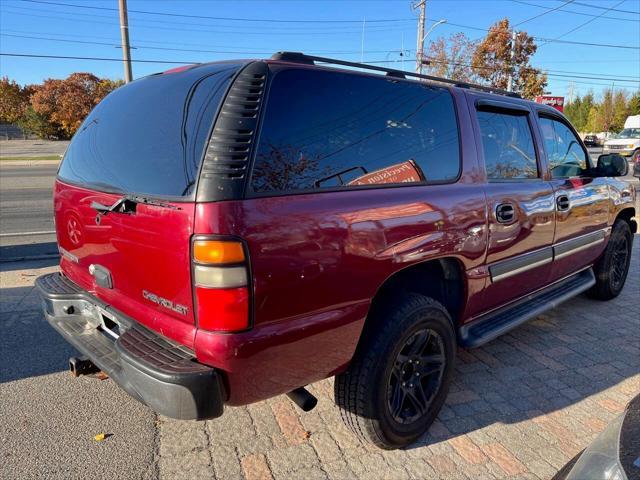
[159,238,639,480]
[1,240,637,480]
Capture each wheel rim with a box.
[610,234,629,290]
[387,328,445,425]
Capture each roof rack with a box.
[270,51,521,99]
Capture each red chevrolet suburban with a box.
[37,52,636,449]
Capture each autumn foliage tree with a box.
[31,73,123,138]
[471,18,547,98]
[424,33,477,83]
[0,77,31,124]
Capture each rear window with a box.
[58,63,240,198]
[250,68,460,194]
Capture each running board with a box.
[458,269,595,348]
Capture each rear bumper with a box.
[35,272,225,420]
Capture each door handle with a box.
[496,203,515,224]
[556,194,570,212]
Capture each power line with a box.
[2,6,408,35]
[511,0,637,22]
[3,51,638,86]
[0,52,193,64]
[0,33,405,56]
[4,4,637,49]
[4,32,637,80]
[18,0,416,23]
[426,18,640,49]
[571,1,640,15]
[368,60,638,87]
[539,0,628,45]
[514,0,575,27]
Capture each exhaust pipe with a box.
[286,387,317,412]
[69,356,99,377]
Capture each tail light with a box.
[192,238,250,332]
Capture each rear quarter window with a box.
[250,68,461,194]
[58,63,240,198]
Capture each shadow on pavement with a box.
[0,242,59,269]
[0,286,76,383]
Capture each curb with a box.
[0,160,61,166]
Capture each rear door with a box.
[470,96,556,313]
[54,63,240,347]
[535,112,610,281]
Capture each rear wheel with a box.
[588,220,633,300]
[334,293,455,449]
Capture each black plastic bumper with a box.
[35,272,225,420]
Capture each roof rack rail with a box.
[271,51,521,98]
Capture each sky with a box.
[0,0,639,99]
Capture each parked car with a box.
[553,393,640,480]
[36,52,636,449]
[583,134,600,147]
[603,115,640,158]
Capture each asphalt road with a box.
[0,261,157,479]
[0,162,58,261]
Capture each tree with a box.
[424,33,477,83]
[611,90,628,132]
[626,91,640,116]
[471,18,547,99]
[17,105,63,139]
[564,92,595,132]
[30,73,121,138]
[0,77,30,124]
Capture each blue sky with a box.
[1,0,638,99]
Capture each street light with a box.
[418,19,447,75]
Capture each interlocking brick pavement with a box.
[1,239,637,479]
[158,237,639,480]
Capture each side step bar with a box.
[459,269,595,348]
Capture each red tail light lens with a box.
[192,237,250,332]
[195,287,249,332]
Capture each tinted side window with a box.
[250,69,460,193]
[477,110,538,180]
[59,63,240,198]
[538,116,588,178]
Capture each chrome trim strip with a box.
[491,256,553,282]
[554,236,605,260]
[489,227,609,283]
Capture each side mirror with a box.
[596,154,628,177]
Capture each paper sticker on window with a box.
[348,160,424,186]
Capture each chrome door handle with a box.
[556,195,570,212]
[496,203,515,223]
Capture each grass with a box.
[0,155,61,161]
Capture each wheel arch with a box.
[363,257,466,338]
[615,207,637,234]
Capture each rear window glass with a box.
[250,68,460,194]
[58,63,240,198]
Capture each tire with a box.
[588,220,633,300]
[334,293,456,449]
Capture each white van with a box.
[603,115,640,157]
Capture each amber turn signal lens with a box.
[193,240,245,264]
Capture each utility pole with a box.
[414,0,426,74]
[118,0,133,83]
[507,29,516,92]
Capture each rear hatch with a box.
[54,62,242,347]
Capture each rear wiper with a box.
[125,195,180,210]
[90,195,180,216]
[90,197,136,216]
